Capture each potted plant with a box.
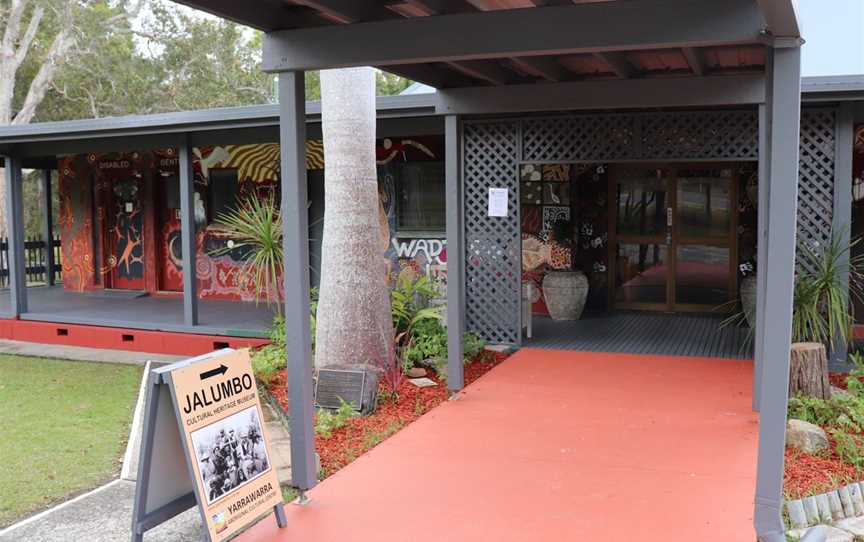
[738,261,757,328]
[542,218,589,320]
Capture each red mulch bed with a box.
[784,372,864,498]
[784,434,862,499]
[265,350,508,479]
[829,372,864,390]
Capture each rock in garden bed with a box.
[787,419,830,454]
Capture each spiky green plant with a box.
[791,230,864,347]
[211,194,283,307]
[722,228,864,355]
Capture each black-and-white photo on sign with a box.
[191,404,271,505]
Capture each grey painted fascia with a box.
[802,75,864,103]
[0,94,438,145]
[437,75,767,115]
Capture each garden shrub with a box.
[251,288,318,384]
[788,370,864,469]
[462,332,486,360]
[829,428,864,469]
[315,398,357,438]
[251,315,286,385]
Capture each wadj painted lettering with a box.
[183,374,254,415]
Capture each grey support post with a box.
[279,71,317,491]
[753,46,802,542]
[4,156,27,315]
[830,103,855,370]
[754,100,771,412]
[445,114,465,393]
[40,169,55,286]
[179,140,199,327]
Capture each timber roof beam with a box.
[261,0,766,73]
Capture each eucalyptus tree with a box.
[314,67,394,370]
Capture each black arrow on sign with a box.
[200,364,228,380]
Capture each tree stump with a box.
[789,342,831,400]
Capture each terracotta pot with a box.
[542,270,589,321]
[740,275,757,328]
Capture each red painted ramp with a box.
[239,349,759,542]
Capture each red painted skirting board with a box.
[0,318,270,356]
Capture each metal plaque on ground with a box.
[315,369,366,411]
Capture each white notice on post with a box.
[488,187,509,217]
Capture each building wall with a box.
[58,136,446,302]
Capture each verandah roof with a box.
[172,0,793,90]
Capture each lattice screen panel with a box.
[521,110,759,162]
[640,111,759,160]
[463,121,522,344]
[522,115,637,162]
[797,108,837,272]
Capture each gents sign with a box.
[131,349,286,542]
[169,350,283,542]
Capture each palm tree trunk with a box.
[315,67,394,370]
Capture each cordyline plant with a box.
[721,227,864,354]
[211,194,283,307]
[791,230,864,348]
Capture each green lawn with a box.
[0,355,142,527]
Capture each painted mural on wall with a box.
[59,136,445,302]
[58,155,97,292]
[155,144,282,302]
[377,138,447,294]
[737,164,759,279]
[521,163,609,315]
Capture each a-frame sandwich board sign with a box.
[131,348,287,541]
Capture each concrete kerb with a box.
[0,339,184,365]
[0,480,123,538]
[121,360,152,481]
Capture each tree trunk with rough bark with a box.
[789,342,832,400]
[315,67,394,370]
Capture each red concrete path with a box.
[240,349,759,542]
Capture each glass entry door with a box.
[610,165,738,312]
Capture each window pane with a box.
[396,162,445,231]
[675,245,730,306]
[208,169,240,224]
[615,170,669,236]
[615,242,668,304]
[676,171,732,238]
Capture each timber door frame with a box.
[607,162,739,313]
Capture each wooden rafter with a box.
[445,59,514,85]
[507,56,566,82]
[682,47,707,76]
[593,52,637,78]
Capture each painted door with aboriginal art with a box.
[107,176,146,290]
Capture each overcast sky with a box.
[798,0,864,76]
